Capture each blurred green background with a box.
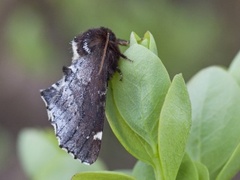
[0,0,240,179]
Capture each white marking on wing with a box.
[83,161,90,165]
[72,40,80,60]
[83,40,91,54]
[93,131,102,140]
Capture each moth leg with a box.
[117,39,132,62]
[117,39,129,46]
[120,53,133,63]
[116,67,123,81]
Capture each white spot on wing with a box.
[93,131,102,140]
[83,40,91,54]
[52,83,60,90]
[83,161,90,165]
[68,64,77,73]
[47,108,54,122]
[97,90,106,96]
[72,40,80,60]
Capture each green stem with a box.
[153,158,164,180]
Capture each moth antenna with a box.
[98,32,110,75]
[117,39,129,46]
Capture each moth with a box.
[40,27,128,165]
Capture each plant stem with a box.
[153,158,164,180]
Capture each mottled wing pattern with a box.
[40,56,107,165]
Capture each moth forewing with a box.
[40,27,128,164]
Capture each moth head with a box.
[72,28,118,55]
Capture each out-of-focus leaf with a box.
[216,143,240,180]
[5,7,59,74]
[194,161,209,180]
[176,154,198,180]
[18,129,106,180]
[132,161,155,180]
[229,51,240,86]
[187,66,240,179]
[72,171,134,180]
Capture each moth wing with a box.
[40,57,107,165]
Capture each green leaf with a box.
[72,171,134,180]
[228,50,240,86]
[187,66,240,179]
[106,31,167,166]
[142,31,158,56]
[106,86,153,165]
[18,129,106,180]
[216,143,240,180]
[176,154,198,180]
[158,74,192,180]
[194,161,209,180]
[129,31,158,56]
[129,32,142,46]
[132,161,155,180]
[110,41,171,147]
